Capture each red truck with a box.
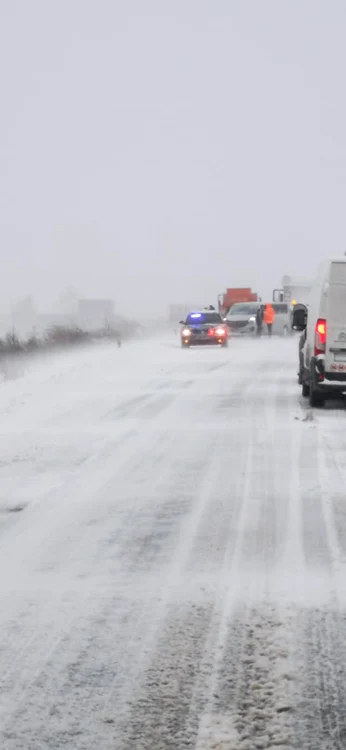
[218,288,258,317]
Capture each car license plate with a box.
[334,352,346,362]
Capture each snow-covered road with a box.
[1,334,346,749]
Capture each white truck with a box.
[273,275,313,307]
[272,275,313,335]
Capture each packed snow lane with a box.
[1,336,346,748]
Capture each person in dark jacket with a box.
[256,305,264,336]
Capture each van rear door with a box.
[325,261,346,373]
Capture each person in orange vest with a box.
[263,303,275,336]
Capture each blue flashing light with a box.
[190,313,202,318]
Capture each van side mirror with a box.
[179,320,185,325]
[292,304,307,331]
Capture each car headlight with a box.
[248,316,255,322]
[182,328,191,336]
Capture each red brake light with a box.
[208,328,215,336]
[314,318,326,355]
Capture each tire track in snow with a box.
[185,355,286,579]
[186,379,252,576]
[238,364,291,573]
[193,363,299,749]
[99,433,228,749]
[0,431,227,748]
[119,603,213,750]
[116,372,255,749]
[0,431,184,739]
[135,393,175,419]
[114,373,260,748]
[293,406,346,748]
[202,603,297,750]
[299,423,332,572]
[322,423,346,560]
[3,337,346,747]
[297,607,346,750]
[104,393,150,419]
[115,346,300,750]
[0,423,181,740]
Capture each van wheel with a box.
[302,381,310,397]
[309,388,325,407]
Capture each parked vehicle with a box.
[292,258,346,406]
[218,288,258,317]
[180,310,228,347]
[225,302,260,335]
[273,275,313,307]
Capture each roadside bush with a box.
[25,335,40,352]
[0,332,24,354]
[44,325,89,347]
[0,320,138,375]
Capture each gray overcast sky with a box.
[1,0,346,315]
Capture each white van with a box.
[292,257,346,407]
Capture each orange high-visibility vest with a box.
[263,304,275,325]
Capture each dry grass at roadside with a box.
[0,323,138,380]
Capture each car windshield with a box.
[228,304,259,316]
[185,312,222,325]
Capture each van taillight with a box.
[314,318,326,355]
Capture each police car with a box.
[179,307,228,347]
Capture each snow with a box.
[0,333,346,747]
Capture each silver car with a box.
[226,302,260,335]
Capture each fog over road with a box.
[0,334,345,749]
